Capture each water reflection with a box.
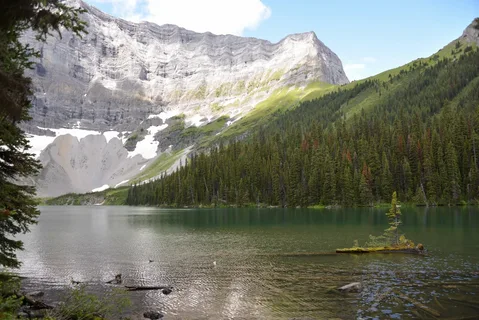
[17,206,479,319]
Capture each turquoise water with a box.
[18,206,479,319]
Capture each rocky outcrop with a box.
[35,135,147,197]
[23,0,348,133]
[460,18,479,46]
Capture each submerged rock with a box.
[143,311,164,319]
[338,282,362,293]
[26,291,44,298]
[161,288,172,295]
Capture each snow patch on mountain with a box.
[115,179,129,188]
[128,124,169,159]
[27,128,123,158]
[92,184,109,192]
[27,135,57,158]
[148,110,179,122]
[103,131,121,142]
[188,115,205,127]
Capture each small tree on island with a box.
[384,191,401,246]
[341,192,419,253]
[365,191,411,248]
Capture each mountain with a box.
[460,18,479,46]
[125,19,479,208]
[24,0,349,197]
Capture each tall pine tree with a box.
[0,0,86,267]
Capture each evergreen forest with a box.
[127,47,479,207]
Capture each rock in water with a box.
[143,311,164,319]
[338,282,362,293]
[26,291,44,298]
[162,288,172,295]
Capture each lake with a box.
[18,206,479,319]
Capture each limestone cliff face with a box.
[24,0,348,133]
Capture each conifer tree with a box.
[384,192,401,246]
[126,48,479,208]
[380,152,392,200]
[359,174,373,206]
[0,0,86,268]
[445,141,461,204]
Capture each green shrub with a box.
[48,285,131,320]
[126,133,138,142]
[0,273,22,319]
[365,234,389,247]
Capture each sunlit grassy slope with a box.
[216,81,337,141]
[216,39,475,141]
[131,149,185,184]
[42,187,129,205]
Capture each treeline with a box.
[127,48,479,207]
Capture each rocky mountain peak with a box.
[23,2,349,133]
[460,18,479,46]
[24,1,350,196]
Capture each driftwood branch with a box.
[439,297,479,310]
[125,286,173,294]
[396,292,440,318]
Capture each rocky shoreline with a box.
[15,276,172,320]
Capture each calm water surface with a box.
[18,206,479,319]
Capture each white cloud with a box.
[87,0,271,35]
[344,57,377,81]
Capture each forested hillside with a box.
[127,46,479,207]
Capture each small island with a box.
[336,192,426,255]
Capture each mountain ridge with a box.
[24,0,348,132]
[25,0,349,196]
[42,18,479,204]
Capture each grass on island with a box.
[336,244,417,254]
[337,192,423,254]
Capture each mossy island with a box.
[337,192,426,255]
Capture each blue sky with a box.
[85,0,478,80]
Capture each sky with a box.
[84,0,478,80]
